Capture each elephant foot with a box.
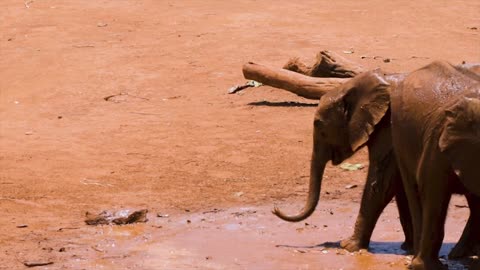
[410,257,448,270]
[401,241,414,255]
[448,240,480,259]
[340,236,368,252]
[470,260,480,270]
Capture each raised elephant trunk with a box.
[273,136,329,222]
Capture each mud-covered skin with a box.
[340,74,414,253]
[339,111,413,253]
[342,67,480,256]
[271,71,416,250]
[391,61,480,270]
[271,68,480,257]
[273,71,391,222]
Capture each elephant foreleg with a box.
[340,175,395,251]
[341,151,405,252]
[449,193,480,259]
[395,180,414,253]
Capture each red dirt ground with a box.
[1,1,479,269]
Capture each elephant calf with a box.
[239,60,480,263]
[263,64,480,261]
[391,61,480,270]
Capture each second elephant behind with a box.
[267,64,480,259]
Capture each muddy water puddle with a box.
[71,196,474,270]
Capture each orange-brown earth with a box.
[0,1,479,269]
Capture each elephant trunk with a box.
[273,138,328,222]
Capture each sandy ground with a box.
[0,1,479,269]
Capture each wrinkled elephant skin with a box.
[391,61,480,270]
[272,63,480,261]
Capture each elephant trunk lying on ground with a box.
[239,61,480,260]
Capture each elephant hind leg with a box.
[395,180,414,254]
[396,158,423,254]
[412,180,451,270]
[471,260,480,270]
[449,193,480,259]
[412,149,452,270]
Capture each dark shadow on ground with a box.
[276,241,462,256]
[248,101,318,107]
[277,241,404,255]
[275,241,340,250]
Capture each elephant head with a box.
[273,70,391,222]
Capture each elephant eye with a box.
[342,100,350,117]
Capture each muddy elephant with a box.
[390,61,480,270]
[271,71,415,252]
[263,65,480,259]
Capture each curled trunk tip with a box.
[272,205,318,222]
[272,146,326,222]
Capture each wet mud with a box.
[1,1,479,269]
[55,197,472,270]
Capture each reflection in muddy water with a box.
[84,197,473,269]
[224,223,242,231]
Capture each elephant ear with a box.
[439,97,480,152]
[439,99,465,152]
[439,97,480,188]
[342,70,391,152]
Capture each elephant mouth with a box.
[331,150,342,165]
[331,148,352,166]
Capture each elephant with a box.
[271,71,415,252]
[390,61,480,270]
[263,64,480,260]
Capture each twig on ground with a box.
[81,178,113,187]
[24,0,34,8]
[104,92,149,102]
[73,45,95,48]
[57,227,80,231]
[129,111,163,116]
[91,246,105,253]
[23,261,54,268]
[228,80,263,94]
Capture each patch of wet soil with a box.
[67,197,472,270]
